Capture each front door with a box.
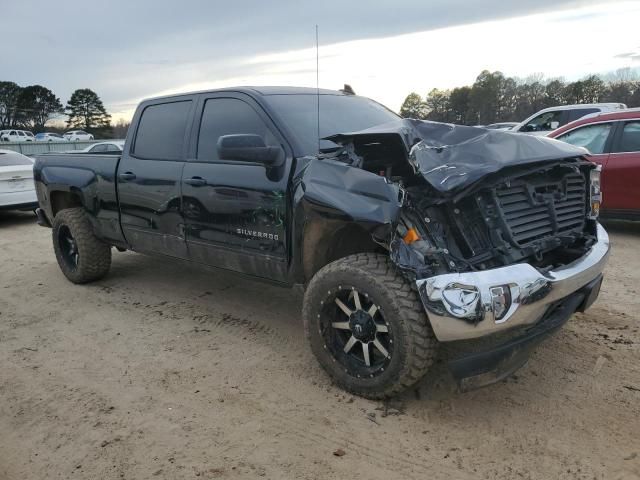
[606,120,640,213]
[181,93,292,282]
[117,97,195,259]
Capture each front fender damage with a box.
[292,158,403,281]
[296,118,593,283]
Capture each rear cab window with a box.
[133,100,193,160]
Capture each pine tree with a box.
[65,89,112,137]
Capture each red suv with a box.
[548,108,640,220]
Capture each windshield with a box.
[264,94,399,156]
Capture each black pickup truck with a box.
[33,87,610,398]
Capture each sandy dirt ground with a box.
[0,211,638,480]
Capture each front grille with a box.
[494,171,586,246]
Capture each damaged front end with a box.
[316,119,609,344]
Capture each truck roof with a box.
[143,86,347,103]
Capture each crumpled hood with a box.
[325,119,587,193]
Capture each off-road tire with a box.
[52,207,111,284]
[303,253,437,399]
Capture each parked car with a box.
[0,149,37,211]
[33,87,608,398]
[81,140,124,154]
[512,103,626,136]
[64,130,94,141]
[548,108,640,220]
[484,122,518,130]
[35,132,68,142]
[0,129,36,142]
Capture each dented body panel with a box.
[326,118,588,193]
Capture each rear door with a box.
[606,120,640,213]
[181,93,293,282]
[117,96,196,259]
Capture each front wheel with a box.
[52,208,112,283]
[303,253,437,399]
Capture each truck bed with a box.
[33,153,124,245]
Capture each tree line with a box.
[399,68,640,125]
[0,81,112,138]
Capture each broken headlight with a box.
[589,166,602,219]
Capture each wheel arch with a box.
[302,219,386,283]
[50,189,84,217]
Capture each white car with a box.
[35,132,68,142]
[512,103,627,136]
[0,150,37,211]
[64,130,94,141]
[81,140,124,154]
[0,129,36,142]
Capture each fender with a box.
[291,158,402,283]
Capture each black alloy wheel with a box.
[57,224,79,270]
[320,286,393,378]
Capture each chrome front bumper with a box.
[416,223,610,341]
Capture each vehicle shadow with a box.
[601,218,640,235]
[0,210,37,227]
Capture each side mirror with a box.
[217,134,282,166]
[549,121,560,130]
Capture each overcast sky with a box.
[5,0,639,121]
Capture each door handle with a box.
[119,172,136,181]
[185,176,206,187]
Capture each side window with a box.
[613,121,640,153]
[134,100,192,160]
[197,98,278,161]
[18,131,25,136]
[567,108,599,123]
[523,111,563,132]
[556,123,612,154]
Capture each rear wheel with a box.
[303,253,437,399]
[52,208,111,283]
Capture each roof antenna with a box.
[316,24,320,155]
